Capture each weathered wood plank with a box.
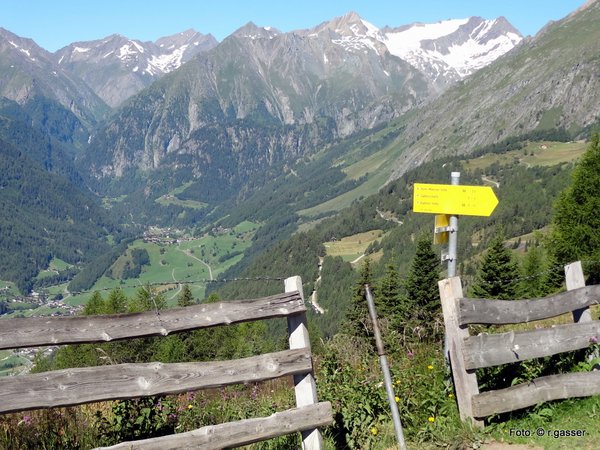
[458,284,600,325]
[96,402,333,450]
[472,371,600,417]
[439,277,483,428]
[0,349,312,414]
[565,261,591,323]
[0,292,305,350]
[463,320,600,369]
[285,276,324,450]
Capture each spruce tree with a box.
[130,284,166,312]
[550,133,600,283]
[520,245,546,298]
[471,232,520,299]
[177,284,195,307]
[343,258,373,339]
[106,287,128,313]
[83,291,105,315]
[378,262,402,319]
[403,234,441,325]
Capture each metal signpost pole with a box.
[447,172,460,278]
[444,172,460,365]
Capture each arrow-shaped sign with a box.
[413,183,499,217]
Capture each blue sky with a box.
[2,0,587,52]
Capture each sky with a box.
[1,0,588,52]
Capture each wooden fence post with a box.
[439,277,483,427]
[285,276,324,450]
[565,261,591,323]
[565,261,598,360]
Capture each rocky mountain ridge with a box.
[0,27,109,135]
[53,30,217,107]
[388,0,600,181]
[80,11,524,185]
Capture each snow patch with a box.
[381,18,521,79]
[148,44,189,73]
[384,18,469,59]
[73,46,90,53]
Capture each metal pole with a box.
[364,285,407,450]
[447,172,460,278]
[444,172,460,366]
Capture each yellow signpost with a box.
[433,214,450,244]
[413,183,499,217]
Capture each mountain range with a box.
[1,2,599,293]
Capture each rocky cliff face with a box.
[81,13,437,184]
[389,0,600,180]
[53,30,217,107]
[0,27,109,132]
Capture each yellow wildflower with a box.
[187,404,193,410]
[370,426,378,436]
[427,364,434,370]
[428,416,435,423]
[395,396,400,403]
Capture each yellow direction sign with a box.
[413,183,498,216]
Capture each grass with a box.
[155,181,208,210]
[62,221,259,308]
[464,140,586,172]
[324,230,385,262]
[487,395,600,449]
[0,353,29,377]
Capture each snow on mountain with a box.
[54,31,217,107]
[302,12,522,90]
[381,17,522,86]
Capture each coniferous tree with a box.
[520,245,547,298]
[549,133,600,283]
[471,232,520,299]
[378,262,402,319]
[130,284,166,312]
[106,287,128,313]
[343,258,373,339]
[403,234,441,329]
[83,291,105,315]
[177,284,195,307]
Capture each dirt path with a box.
[309,257,326,314]
[350,253,365,264]
[168,268,182,300]
[178,245,214,280]
[376,207,403,225]
[481,175,500,188]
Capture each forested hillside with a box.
[0,101,124,292]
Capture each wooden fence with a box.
[439,261,600,425]
[0,276,332,449]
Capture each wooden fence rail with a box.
[440,261,600,424]
[0,277,332,449]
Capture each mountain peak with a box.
[232,22,280,39]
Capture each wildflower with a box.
[428,416,435,423]
[407,351,414,358]
[19,415,32,426]
[590,336,598,344]
[427,364,434,370]
[395,379,401,386]
[370,426,378,436]
[448,393,454,398]
[187,404,193,410]
[395,396,400,403]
